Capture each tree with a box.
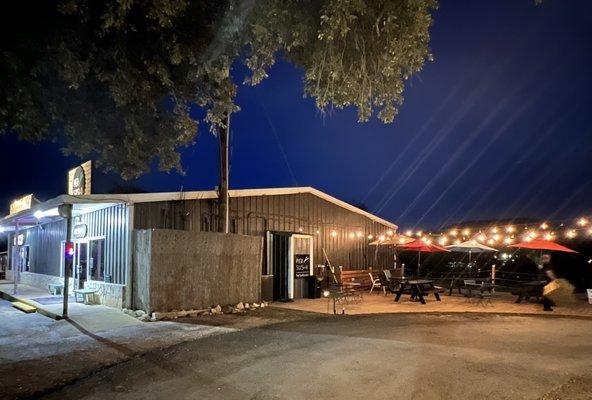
[0,0,437,179]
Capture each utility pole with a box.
[219,112,230,234]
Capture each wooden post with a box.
[491,264,496,293]
[219,113,230,234]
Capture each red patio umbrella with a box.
[399,240,450,277]
[509,239,577,253]
[509,239,577,280]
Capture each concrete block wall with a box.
[133,229,263,313]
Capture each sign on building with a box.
[68,161,92,195]
[9,194,38,215]
[294,254,311,278]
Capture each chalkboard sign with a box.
[294,254,311,278]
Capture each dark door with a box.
[271,233,290,301]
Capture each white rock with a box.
[252,303,260,308]
[211,305,222,314]
[244,303,250,310]
[236,302,245,310]
[135,310,146,317]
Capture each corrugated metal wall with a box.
[134,193,396,270]
[9,204,129,284]
[75,204,129,284]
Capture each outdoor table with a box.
[515,280,547,304]
[394,279,441,304]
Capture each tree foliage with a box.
[0,0,437,179]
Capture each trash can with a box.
[261,275,274,302]
[307,276,321,299]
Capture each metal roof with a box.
[0,187,397,230]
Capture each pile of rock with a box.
[123,301,270,322]
[210,301,268,315]
[122,308,151,322]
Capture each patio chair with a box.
[377,272,393,296]
[383,269,392,281]
[368,272,382,294]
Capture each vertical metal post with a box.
[60,204,73,318]
[219,112,230,233]
[12,220,19,295]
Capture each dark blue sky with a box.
[1,0,591,230]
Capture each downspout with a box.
[125,203,134,309]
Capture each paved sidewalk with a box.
[0,282,234,400]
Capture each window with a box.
[89,239,105,281]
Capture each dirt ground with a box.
[36,307,592,400]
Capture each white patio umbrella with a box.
[446,239,498,264]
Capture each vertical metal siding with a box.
[133,193,395,270]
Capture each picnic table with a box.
[514,280,547,304]
[394,279,441,304]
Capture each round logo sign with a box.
[72,166,86,195]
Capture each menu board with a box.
[294,254,311,278]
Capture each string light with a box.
[491,227,499,233]
[367,234,373,240]
[386,230,394,236]
[405,230,413,236]
[449,229,458,237]
[506,225,515,233]
[330,230,338,238]
[462,228,471,236]
[378,235,386,241]
[356,231,363,238]
[416,230,423,237]
[566,230,577,239]
[438,236,448,245]
[578,218,589,227]
[348,232,355,239]
[540,222,549,230]
[504,237,513,244]
[477,233,487,242]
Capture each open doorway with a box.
[267,232,313,301]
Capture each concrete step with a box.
[11,301,37,313]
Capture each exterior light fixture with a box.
[316,230,320,234]
[298,227,303,232]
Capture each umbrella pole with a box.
[417,251,421,277]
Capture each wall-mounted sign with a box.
[13,233,25,246]
[68,160,92,195]
[294,254,311,278]
[9,194,38,215]
[73,224,88,239]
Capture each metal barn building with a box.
[1,187,397,308]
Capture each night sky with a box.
[1,0,591,231]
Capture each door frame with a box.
[266,231,314,301]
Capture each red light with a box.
[65,242,74,257]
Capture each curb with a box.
[0,289,62,320]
